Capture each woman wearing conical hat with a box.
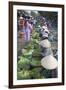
[39,19,58,70]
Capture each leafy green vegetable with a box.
[32,48,41,56]
[17,70,31,79]
[32,30,40,39]
[22,49,33,56]
[30,57,41,66]
[30,68,42,79]
[24,41,34,49]
[18,56,30,70]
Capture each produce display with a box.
[17,10,58,80]
[17,30,43,79]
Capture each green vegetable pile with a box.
[17,30,51,80]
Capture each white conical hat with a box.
[41,55,58,70]
[39,39,51,48]
[19,16,23,19]
[42,26,47,30]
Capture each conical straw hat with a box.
[41,55,58,70]
[39,39,51,48]
[42,26,47,29]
